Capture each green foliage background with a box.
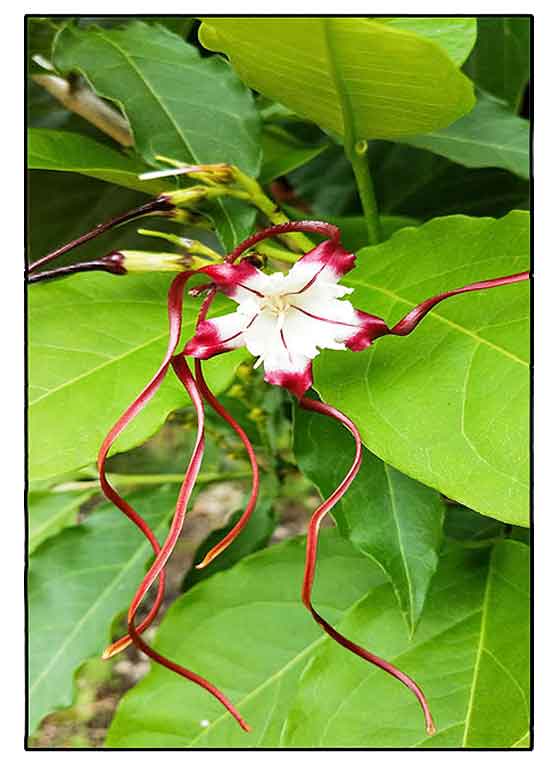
[27,16,531,749]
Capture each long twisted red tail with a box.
[98,271,194,659]
[299,395,436,737]
[388,272,530,338]
[125,351,250,732]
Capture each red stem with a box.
[27,253,127,284]
[224,220,340,264]
[28,195,174,273]
[298,395,436,737]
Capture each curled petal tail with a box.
[388,271,530,338]
[224,220,341,264]
[298,395,436,736]
[126,351,250,732]
[98,271,193,657]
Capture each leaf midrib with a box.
[383,464,414,627]
[92,29,238,246]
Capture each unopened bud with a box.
[121,250,188,273]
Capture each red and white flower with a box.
[184,236,388,397]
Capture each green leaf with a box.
[27,128,162,193]
[106,529,387,747]
[28,490,95,554]
[315,212,530,526]
[378,17,477,65]
[28,486,177,734]
[183,471,279,589]
[199,18,475,141]
[53,21,261,250]
[444,505,504,544]
[29,272,243,480]
[402,92,529,179]
[283,539,529,747]
[294,399,443,632]
[259,125,327,184]
[464,17,531,111]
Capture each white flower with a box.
[184,238,387,396]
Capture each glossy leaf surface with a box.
[28,273,242,479]
[28,486,178,734]
[314,212,530,525]
[199,18,475,140]
[284,540,530,747]
[53,21,261,249]
[294,400,444,631]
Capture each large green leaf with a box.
[28,486,178,734]
[53,21,261,250]
[28,272,243,480]
[106,529,387,747]
[28,489,95,554]
[283,540,529,747]
[379,17,477,65]
[199,18,475,141]
[464,17,530,111]
[315,212,530,526]
[28,128,162,193]
[259,125,327,184]
[403,92,529,179]
[107,533,529,747]
[294,400,444,632]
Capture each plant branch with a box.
[347,140,382,245]
[51,470,252,493]
[32,73,133,147]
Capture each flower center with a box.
[262,293,291,316]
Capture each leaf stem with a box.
[347,140,382,245]
[51,470,252,493]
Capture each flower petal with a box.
[264,363,313,398]
[288,240,356,286]
[344,309,389,351]
[184,311,248,359]
[202,261,268,304]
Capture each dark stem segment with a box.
[298,395,436,737]
[192,288,260,569]
[28,195,174,273]
[224,220,340,264]
[27,253,127,285]
[127,351,250,733]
